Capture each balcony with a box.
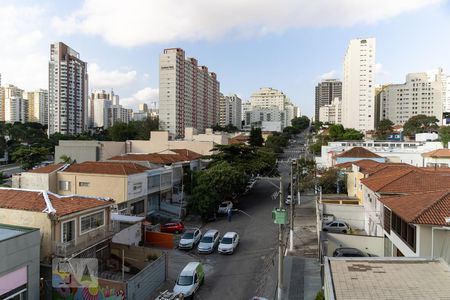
[53,222,120,258]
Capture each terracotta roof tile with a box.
[362,163,417,176]
[109,149,202,165]
[63,161,149,175]
[229,134,249,145]
[335,159,381,170]
[422,149,450,158]
[0,188,113,217]
[337,147,382,158]
[29,164,64,173]
[380,190,450,225]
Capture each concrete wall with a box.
[335,157,385,165]
[127,254,166,300]
[424,157,450,167]
[326,232,384,257]
[12,172,51,191]
[0,227,40,300]
[417,225,432,256]
[99,141,126,160]
[322,203,365,230]
[432,228,450,265]
[112,223,142,246]
[129,139,215,156]
[55,140,99,163]
[0,209,52,261]
[126,173,148,201]
[57,173,127,203]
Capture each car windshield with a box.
[177,275,193,286]
[221,237,233,244]
[182,232,194,239]
[201,236,213,243]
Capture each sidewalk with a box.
[284,193,321,300]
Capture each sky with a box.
[1,0,450,117]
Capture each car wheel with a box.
[342,230,347,234]
[323,228,328,232]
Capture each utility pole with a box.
[277,176,284,300]
[290,161,295,252]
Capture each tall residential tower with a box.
[315,79,342,122]
[48,42,88,135]
[342,38,376,131]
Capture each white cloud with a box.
[121,87,159,110]
[88,63,137,89]
[52,0,443,47]
[319,70,339,80]
[0,4,48,89]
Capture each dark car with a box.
[160,222,185,234]
[332,247,370,257]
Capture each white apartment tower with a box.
[0,84,23,121]
[49,42,88,135]
[342,38,376,131]
[319,97,342,124]
[379,71,444,125]
[24,89,49,125]
[219,94,242,129]
[159,48,220,137]
[89,90,112,128]
[5,96,27,123]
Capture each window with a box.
[133,183,142,193]
[62,220,75,243]
[391,212,416,251]
[79,182,90,187]
[131,200,145,215]
[59,181,71,191]
[80,211,104,234]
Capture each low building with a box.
[422,148,450,167]
[0,224,40,300]
[324,257,450,300]
[333,147,386,166]
[54,140,126,163]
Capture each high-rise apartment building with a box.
[319,97,342,124]
[379,71,444,125]
[24,89,48,125]
[5,96,27,123]
[89,90,112,128]
[48,42,88,135]
[219,94,242,129]
[315,79,342,122]
[249,87,299,127]
[139,103,148,113]
[0,84,23,121]
[342,38,376,131]
[159,48,220,137]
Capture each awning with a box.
[111,213,145,223]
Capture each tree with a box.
[108,122,139,141]
[328,124,345,141]
[291,116,310,132]
[342,128,364,140]
[403,115,439,137]
[439,126,450,147]
[59,155,74,164]
[12,147,49,170]
[249,127,263,147]
[376,119,394,139]
[265,134,288,153]
[318,168,346,194]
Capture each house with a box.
[380,190,450,259]
[0,224,40,300]
[333,147,386,166]
[324,257,450,300]
[422,148,450,168]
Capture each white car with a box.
[218,232,240,254]
[178,228,202,250]
[217,201,233,214]
[197,229,220,254]
[285,195,292,205]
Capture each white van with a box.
[173,262,205,299]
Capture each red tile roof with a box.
[335,159,381,170]
[422,149,450,158]
[337,147,382,158]
[29,164,64,173]
[0,188,113,217]
[229,134,249,145]
[362,163,417,176]
[109,149,202,165]
[64,161,149,175]
[380,190,450,225]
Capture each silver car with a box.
[218,232,239,254]
[178,228,202,250]
[322,220,350,234]
[197,229,220,254]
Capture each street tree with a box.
[291,116,310,132]
[403,114,439,137]
[328,124,345,141]
[342,128,364,140]
[439,126,450,147]
[249,127,263,147]
[12,146,49,170]
[376,119,394,139]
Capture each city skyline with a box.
[1,0,450,117]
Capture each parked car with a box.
[322,220,351,234]
[178,229,202,250]
[161,222,185,234]
[218,201,233,215]
[285,195,292,205]
[332,247,370,257]
[197,229,220,254]
[218,232,240,254]
[173,262,204,299]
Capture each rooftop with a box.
[0,188,113,217]
[109,149,202,164]
[422,148,450,158]
[380,190,450,226]
[335,159,381,170]
[0,224,37,242]
[326,257,450,300]
[64,161,149,175]
[29,163,64,173]
[336,147,382,158]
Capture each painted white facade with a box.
[219,94,242,129]
[379,71,444,125]
[4,96,27,123]
[318,140,443,168]
[0,84,23,121]
[319,97,342,124]
[159,48,220,137]
[244,106,284,131]
[89,90,113,128]
[342,38,376,131]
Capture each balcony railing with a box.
[53,222,120,258]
